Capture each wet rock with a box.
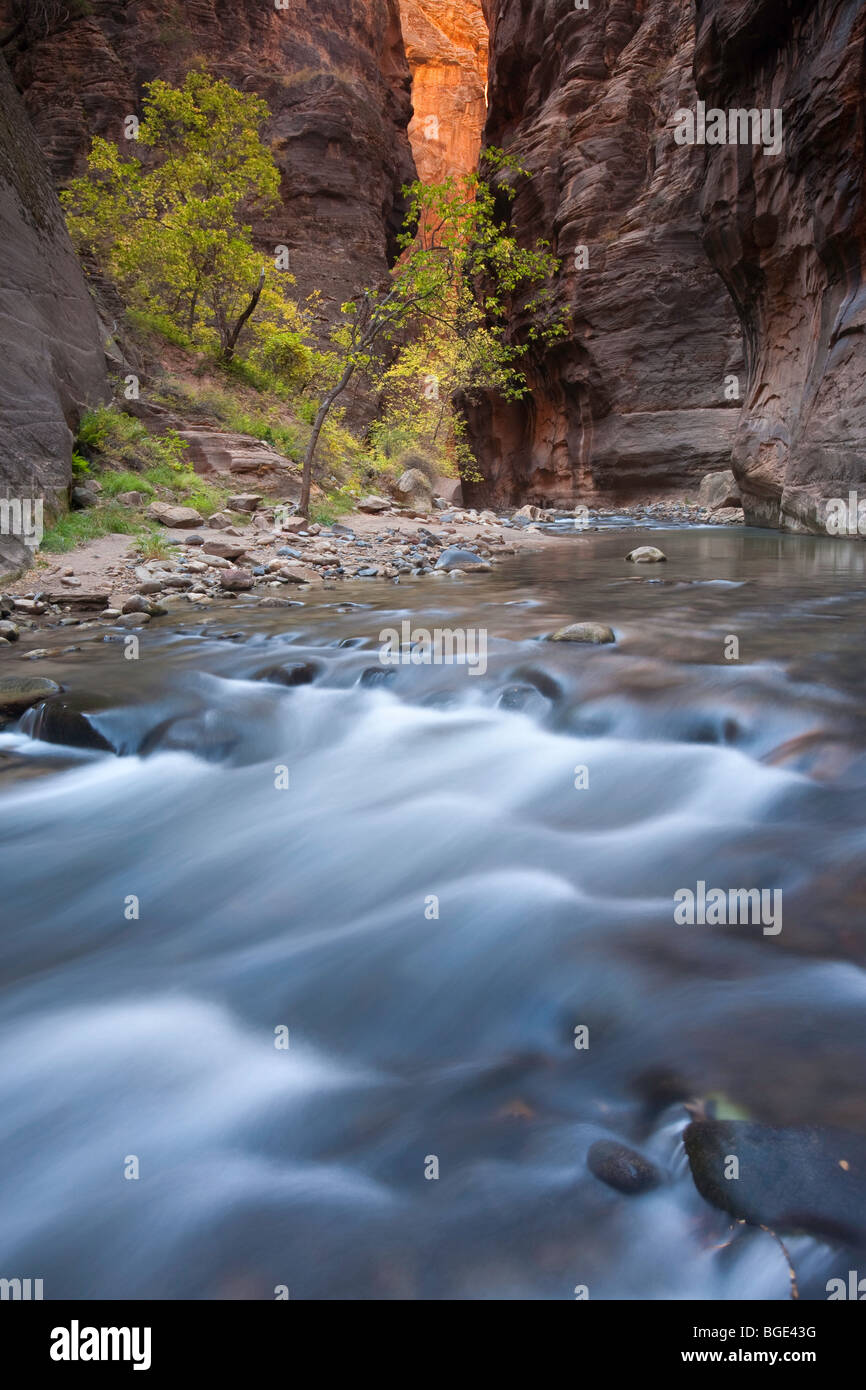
[507,665,563,702]
[359,666,396,688]
[435,546,491,573]
[19,700,113,752]
[255,660,322,687]
[0,675,62,711]
[514,504,546,521]
[626,546,666,563]
[139,710,241,761]
[587,1139,663,1195]
[113,612,151,628]
[0,620,19,641]
[257,597,294,608]
[548,623,616,644]
[684,1119,866,1244]
[12,598,46,614]
[147,502,204,528]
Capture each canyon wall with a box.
[0,0,417,327]
[464,0,743,508]
[0,54,107,579]
[399,0,488,180]
[694,0,866,532]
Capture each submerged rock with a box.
[0,675,62,711]
[254,661,321,687]
[684,1119,866,1245]
[139,710,241,761]
[588,1139,663,1195]
[548,622,615,644]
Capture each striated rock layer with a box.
[463,0,743,509]
[0,55,107,579]
[694,0,866,533]
[399,0,488,180]
[0,0,417,331]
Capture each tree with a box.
[62,70,285,361]
[297,149,566,515]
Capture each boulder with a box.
[147,502,204,528]
[395,468,434,511]
[357,495,391,514]
[226,493,263,512]
[698,469,741,512]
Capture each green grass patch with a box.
[39,503,144,553]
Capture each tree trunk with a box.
[298,362,356,516]
[221,267,265,362]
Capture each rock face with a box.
[0,54,107,578]
[693,0,866,533]
[463,0,743,509]
[398,0,488,180]
[0,0,416,328]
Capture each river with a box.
[1,522,865,1299]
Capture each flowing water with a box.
[2,524,866,1300]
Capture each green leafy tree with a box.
[297,149,566,515]
[62,71,287,361]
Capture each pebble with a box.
[587,1139,664,1195]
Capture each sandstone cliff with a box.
[463,0,743,508]
[1,0,417,327]
[694,0,866,532]
[0,54,107,579]
[399,0,488,180]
